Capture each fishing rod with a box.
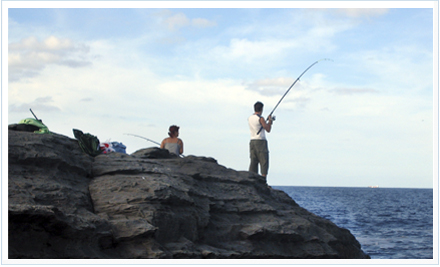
[124,133,185,158]
[29,108,42,122]
[257,58,332,134]
[124,133,161,146]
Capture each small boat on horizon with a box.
[368,185,379,188]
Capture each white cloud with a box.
[157,78,253,108]
[334,8,389,18]
[164,13,190,31]
[213,38,298,64]
[9,36,92,82]
[157,10,216,31]
[330,88,380,95]
[352,47,433,94]
[246,77,294,95]
[9,96,60,113]
[191,18,217,28]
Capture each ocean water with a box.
[273,186,433,259]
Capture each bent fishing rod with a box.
[257,58,332,134]
[124,133,161,146]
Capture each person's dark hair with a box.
[254,101,264,112]
[168,125,180,137]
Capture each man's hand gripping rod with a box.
[256,59,331,134]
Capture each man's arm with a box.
[259,116,273,133]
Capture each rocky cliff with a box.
[8,130,370,259]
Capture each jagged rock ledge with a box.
[8,130,370,259]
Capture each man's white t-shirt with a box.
[248,114,266,140]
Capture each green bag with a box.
[17,118,50,134]
[73,129,102,157]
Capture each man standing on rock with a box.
[248,101,274,177]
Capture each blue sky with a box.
[4,2,436,188]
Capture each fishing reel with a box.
[268,115,276,121]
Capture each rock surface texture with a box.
[8,130,370,259]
